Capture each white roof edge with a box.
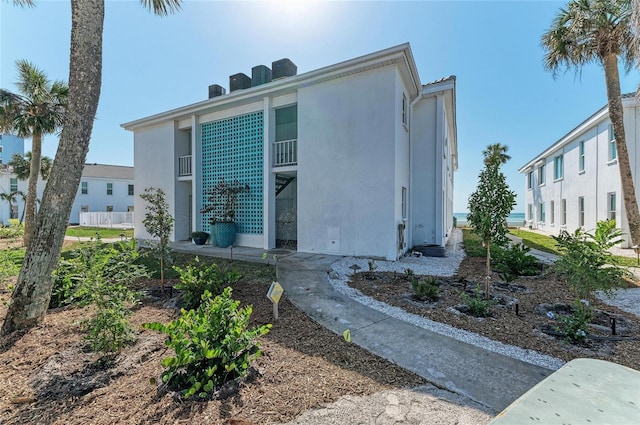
[122,43,420,131]
[517,96,637,173]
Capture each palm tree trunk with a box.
[603,53,640,246]
[23,133,42,249]
[2,0,104,334]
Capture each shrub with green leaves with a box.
[0,248,21,285]
[143,287,271,399]
[493,243,540,283]
[173,257,241,310]
[0,219,24,239]
[411,276,440,301]
[460,285,493,317]
[554,300,592,343]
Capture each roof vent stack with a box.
[208,84,226,99]
[251,65,272,87]
[229,73,252,92]
[271,58,297,80]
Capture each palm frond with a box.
[139,0,182,16]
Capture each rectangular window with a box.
[538,164,545,185]
[107,182,113,195]
[528,203,533,221]
[554,155,564,180]
[402,187,407,219]
[608,192,616,221]
[128,184,134,196]
[578,196,585,227]
[527,172,533,189]
[561,199,567,225]
[402,93,407,126]
[106,205,113,212]
[0,146,3,153]
[550,200,555,225]
[10,205,17,219]
[80,205,89,213]
[579,140,585,172]
[81,181,88,195]
[609,124,617,161]
[539,202,546,223]
[275,105,298,142]
[127,206,134,212]
[10,178,17,192]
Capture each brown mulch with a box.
[0,273,426,425]
[349,256,640,369]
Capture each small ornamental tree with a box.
[140,187,174,290]
[467,143,517,299]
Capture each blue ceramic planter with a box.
[215,222,236,248]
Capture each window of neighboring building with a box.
[608,124,617,161]
[80,205,89,213]
[554,155,564,180]
[107,182,113,195]
[401,187,407,219]
[527,172,533,189]
[538,164,545,185]
[10,205,18,219]
[608,192,616,221]
[578,196,585,227]
[538,202,545,223]
[579,140,585,172]
[550,200,555,225]
[81,181,88,195]
[127,206,134,212]
[128,184,134,196]
[402,93,407,126]
[528,203,533,221]
[0,146,3,153]
[106,205,113,212]
[561,198,567,225]
[10,178,17,192]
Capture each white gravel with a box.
[327,228,565,371]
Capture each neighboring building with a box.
[122,43,457,260]
[0,134,25,165]
[519,94,639,248]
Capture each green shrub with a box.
[460,285,493,317]
[0,220,24,239]
[554,300,592,343]
[173,257,241,310]
[411,276,440,301]
[143,287,271,399]
[0,248,21,284]
[493,243,540,283]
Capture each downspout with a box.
[408,91,424,255]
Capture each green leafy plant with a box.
[0,248,21,285]
[493,243,540,283]
[0,219,24,239]
[411,276,440,301]
[143,287,271,399]
[554,300,593,343]
[173,257,241,310]
[200,177,250,223]
[460,285,493,317]
[140,187,175,291]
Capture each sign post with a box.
[267,281,283,320]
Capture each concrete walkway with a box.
[171,241,553,414]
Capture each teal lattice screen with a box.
[201,111,263,234]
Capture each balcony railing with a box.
[273,139,297,167]
[178,155,192,176]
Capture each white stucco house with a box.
[519,94,639,248]
[122,43,457,260]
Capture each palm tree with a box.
[542,0,640,247]
[483,143,511,167]
[2,0,182,335]
[0,191,18,221]
[0,60,67,248]
[9,152,53,181]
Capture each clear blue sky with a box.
[2,1,639,213]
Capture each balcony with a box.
[274,139,297,167]
[178,155,192,177]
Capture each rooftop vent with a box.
[252,65,272,87]
[208,84,226,99]
[272,58,297,80]
[229,73,252,92]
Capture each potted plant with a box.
[191,231,209,245]
[201,178,250,248]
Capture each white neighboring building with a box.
[519,94,639,248]
[123,43,457,260]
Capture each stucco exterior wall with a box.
[69,177,134,224]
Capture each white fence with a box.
[79,212,134,229]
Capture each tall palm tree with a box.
[482,143,511,167]
[2,0,182,335]
[9,152,53,181]
[542,0,640,246]
[0,60,67,248]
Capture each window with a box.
[275,105,298,142]
[554,155,564,180]
[107,182,113,195]
[538,164,545,185]
[401,187,407,219]
[578,196,585,227]
[402,93,407,126]
[10,205,18,219]
[128,184,134,196]
[608,192,616,221]
[0,146,3,153]
[561,199,567,225]
[550,200,555,225]
[80,205,89,213]
[538,202,545,223]
[608,124,617,161]
[10,178,17,192]
[579,140,585,172]
[106,205,113,212]
[527,172,533,189]
[127,206,134,212]
[81,181,88,195]
[528,203,533,221]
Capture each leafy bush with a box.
[0,220,24,239]
[411,276,440,301]
[143,287,271,399]
[0,248,21,285]
[460,285,493,317]
[493,243,540,283]
[554,300,592,343]
[173,257,241,310]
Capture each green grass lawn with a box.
[65,226,134,239]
